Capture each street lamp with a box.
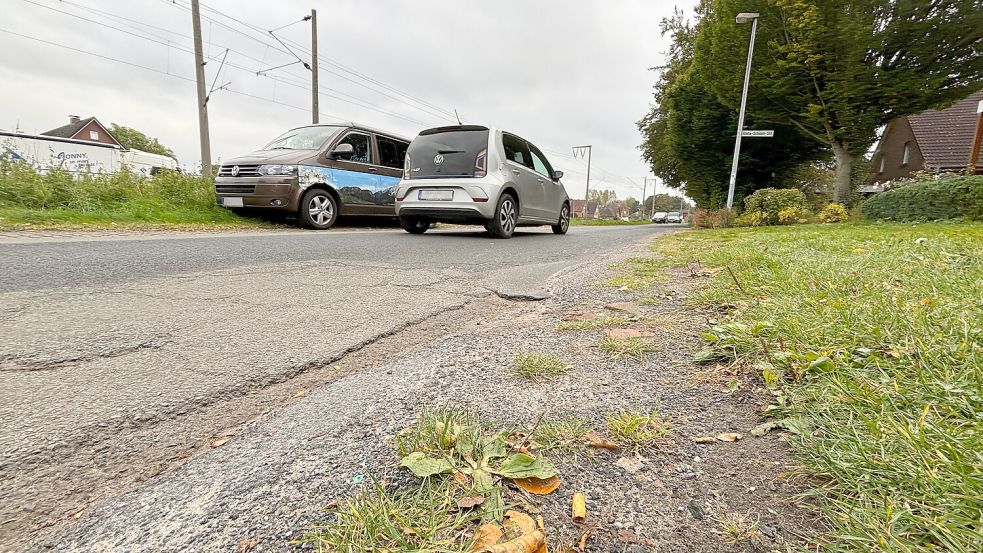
[725,12,760,210]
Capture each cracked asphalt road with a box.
[0,223,675,549]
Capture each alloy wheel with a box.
[499,198,516,234]
[560,205,569,232]
[308,195,333,226]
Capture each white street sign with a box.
[741,129,774,137]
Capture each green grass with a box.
[570,218,652,226]
[654,222,983,551]
[598,336,658,361]
[304,479,476,552]
[0,161,272,230]
[607,409,671,448]
[532,416,593,456]
[556,315,632,331]
[512,352,571,379]
[395,408,483,459]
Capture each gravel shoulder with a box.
[20,234,813,552]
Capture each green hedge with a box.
[862,174,983,222]
[743,188,808,224]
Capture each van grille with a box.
[215,184,256,194]
[218,164,261,177]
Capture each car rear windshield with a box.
[406,126,489,179]
[263,125,344,150]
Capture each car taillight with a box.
[474,148,487,178]
[403,153,412,179]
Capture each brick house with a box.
[570,199,599,218]
[870,90,983,184]
[41,116,122,148]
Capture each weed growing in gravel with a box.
[598,336,657,361]
[607,409,670,448]
[395,408,483,459]
[533,416,593,456]
[305,479,476,552]
[555,315,630,331]
[512,353,571,379]
[716,511,762,544]
[605,257,667,291]
[654,222,983,550]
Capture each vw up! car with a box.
[394,125,570,238]
[214,123,411,229]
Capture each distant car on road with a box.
[666,211,683,224]
[394,125,571,238]
[651,211,669,223]
[213,123,410,230]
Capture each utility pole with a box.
[650,176,657,216]
[190,0,211,177]
[641,177,647,219]
[726,12,760,210]
[310,9,319,124]
[573,145,592,218]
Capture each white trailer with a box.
[0,131,177,175]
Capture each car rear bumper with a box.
[396,206,489,224]
[395,180,497,221]
[214,177,301,211]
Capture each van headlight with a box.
[259,164,298,176]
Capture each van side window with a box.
[377,136,408,169]
[337,132,372,164]
[502,133,532,168]
[528,145,553,178]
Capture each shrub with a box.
[817,203,848,223]
[861,174,983,222]
[777,206,809,225]
[734,210,768,227]
[690,208,734,229]
[743,188,809,224]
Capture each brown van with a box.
[214,123,410,229]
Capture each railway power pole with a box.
[190,0,211,176]
[310,9,319,124]
[573,145,592,217]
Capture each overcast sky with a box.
[0,0,689,201]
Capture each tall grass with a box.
[655,222,983,551]
[0,160,264,228]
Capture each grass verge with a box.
[654,222,983,551]
[598,336,658,361]
[570,218,652,226]
[0,161,273,230]
[512,353,571,379]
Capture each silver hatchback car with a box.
[394,125,571,238]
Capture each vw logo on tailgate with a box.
[433,154,444,166]
[231,165,240,177]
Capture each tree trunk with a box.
[831,140,853,203]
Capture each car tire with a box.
[552,203,570,235]
[400,216,429,234]
[488,192,518,239]
[299,189,339,230]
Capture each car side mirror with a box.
[552,170,564,181]
[329,143,354,158]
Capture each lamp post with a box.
[725,12,760,210]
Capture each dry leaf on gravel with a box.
[693,436,716,444]
[477,530,545,553]
[454,471,472,486]
[513,475,560,495]
[457,496,486,509]
[616,528,640,544]
[237,539,258,553]
[504,510,537,537]
[584,431,619,450]
[210,437,229,447]
[471,523,504,551]
[717,432,743,442]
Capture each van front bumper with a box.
[214,177,301,211]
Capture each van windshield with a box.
[407,126,489,179]
[263,126,343,150]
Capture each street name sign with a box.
[741,130,774,137]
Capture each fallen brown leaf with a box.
[454,471,472,486]
[478,530,545,553]
[585,431,619,450]
[210,437,229,448]
[616,528,639,544]
[457,496,486,509]
[504,510,537,538]
[513,475,561,495]
[692,436,716,444]
[471,523,504,551]
[717,432,743,442]
[237,539,259,553]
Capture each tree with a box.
[625,197,641,217]
[638,5,826,209]
[695,0,983,201]
[587,189,618,206]
[643,193,682,214]
[110,124,177,160]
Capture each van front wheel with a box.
[299,189,339,230]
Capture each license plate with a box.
[222,197,244,208]
[418,190,453,201]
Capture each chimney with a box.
[69,115,80,124]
